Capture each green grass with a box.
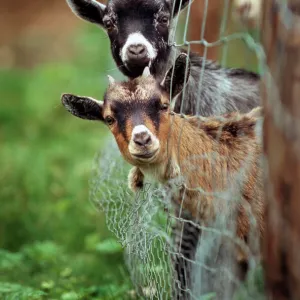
[0,25,134,299]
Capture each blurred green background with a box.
[0,2,132,297]
[0,1,260,299]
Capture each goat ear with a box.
[61,93,104,121]
[170,0,191,16]
[66,0,106,25]
[161,53,191,99]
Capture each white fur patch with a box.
[132,125,153,138]
[85,96,103,106]
[121,32,157,62]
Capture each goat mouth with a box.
[125,59,152,73]
[131,149,159,161]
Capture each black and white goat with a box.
[66,0,260,116]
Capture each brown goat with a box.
[61,54,264,287]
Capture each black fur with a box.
[61,93,104,121]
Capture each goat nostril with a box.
[128,44,146,56]
[134,133,152,146]
[136,45,146,55]
[144,136,151,145]
[134,139,144,146]
[128,47,136,55]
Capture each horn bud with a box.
[107,75,115,85]
[142,67,151,78]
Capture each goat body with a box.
[127,106,264,299]
[136,108,264,257]
[168,51,260,116]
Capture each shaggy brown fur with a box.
[61,75,264,264]
[130,105,264,260]
[61,63,265,297]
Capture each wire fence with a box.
[89,0,299,299]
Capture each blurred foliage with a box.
[234,265,265,300]
[220,23,261,74]
[0,25,133,299]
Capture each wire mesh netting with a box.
[89,0,266,299]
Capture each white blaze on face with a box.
[131,125,151,137]
[121,32,157,62]
[129,125,160,155]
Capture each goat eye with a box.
[104,19,114,30]
[161,103,169,111]
[105,116,115,125]
[159,16,169,25]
